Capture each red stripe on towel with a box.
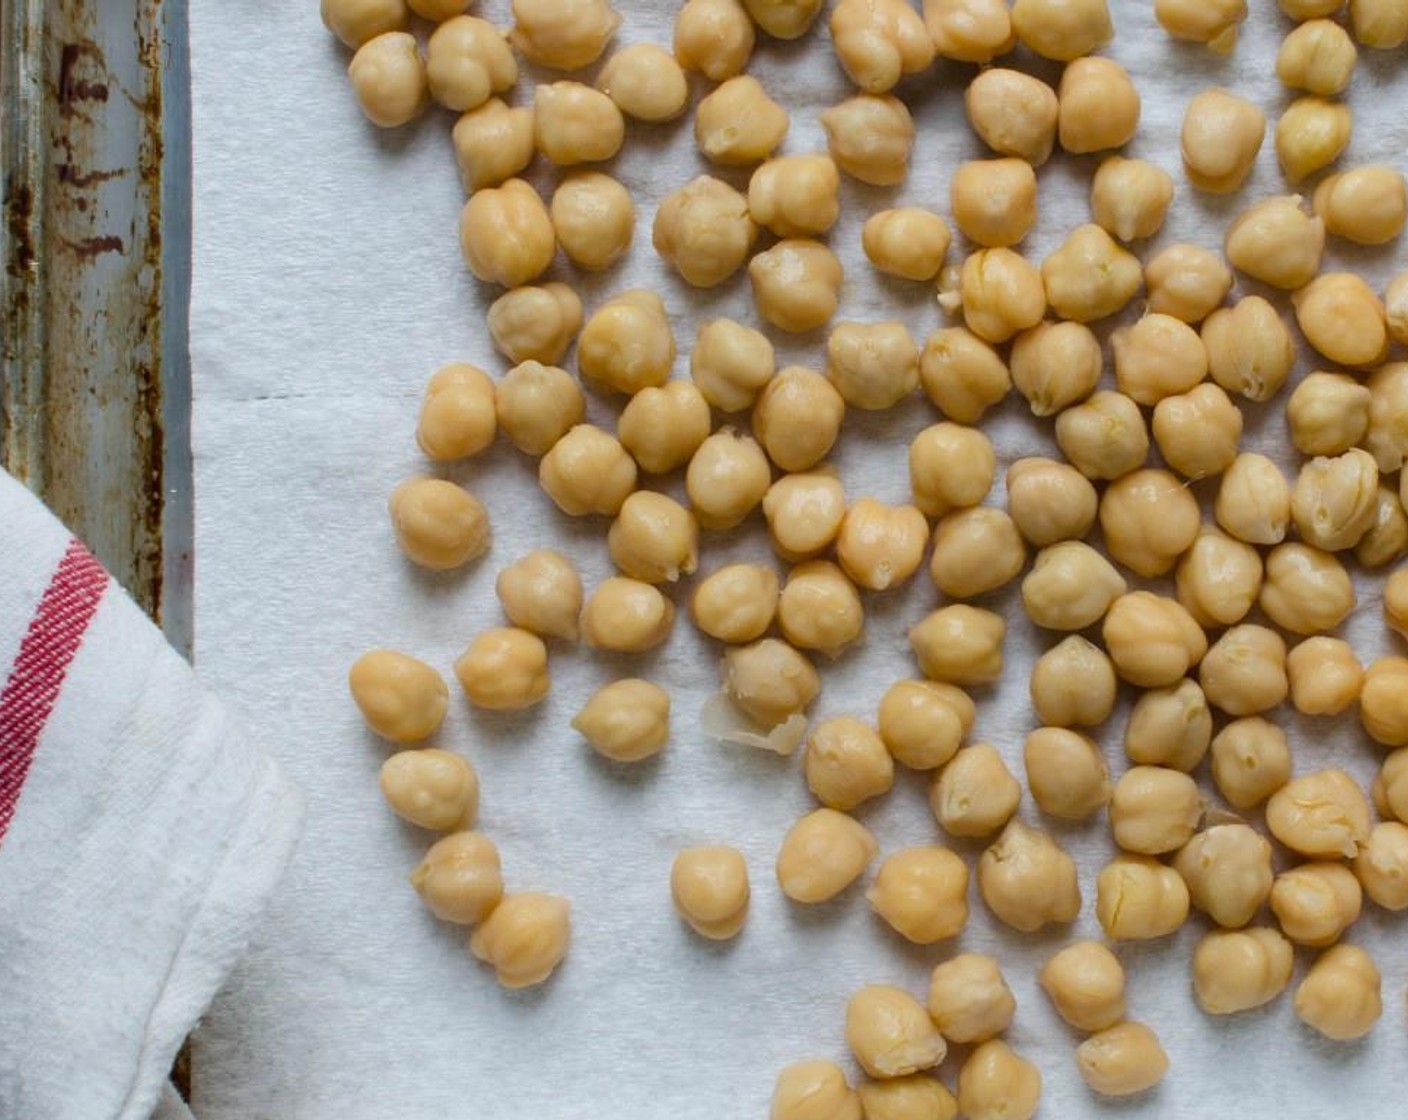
[0,539,109,848]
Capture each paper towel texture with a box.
[192,2,1406,1116]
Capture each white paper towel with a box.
[190,2,1407,1116]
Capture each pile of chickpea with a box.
[326,0,1408,1113]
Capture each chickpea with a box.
[404,1,471,25]
[426,16,516,112]
[572,679,670,762]
[830,0,936,92]
[1267,769,1370,858]
[770,1061,861,1120]
[929,508,1026,599]
[779,561,864,657]
[846,985,948,1080]
[964,69,1058,165]
[534,82,625,166]
[1102,591,1208,689]
[1193,927,1295,1014]
[691,563,779,643]
[1387,272,1408,345]
[1175,824,1273,928]
[389,477,490,571]
[1054,391,1149,481]
[1201,296,1296,403]
[909,606,1005,686]
[1286,373,1371,457]
[1278,20,1357,96]
[416,364,497,462]
[653,177,757,289]
[1112,315,1208,406]
[674,0,755,81]
[1009,321,1101,418]
[805,715,894,811]
[1294,944,1382,1040]
[487,284,583,367]
[836,500,929,592]
[1024,727,1111,820]
[867,846,969,943]
[597,44,687,123]
[776,808,877,903]
[1211,716,1292,809]
[1176,530,1263,630]
[451,98,535,193]
[1153,383,1242,480]
[671,845,749,939]
[459,179,556,289]
[1270,862,1362,946]
[1007,458,1098,547]
[607,492,698,585]
[1199,625,1289,717]
[923,954,1014,1045]
[538,425,637,517]
[857,1078,958,1120]
[1039,224,1143,325]
[753,367,845,472]
[1281,0,1344,18]
[908,423,994,518]
[1353,822,1408,909]
[1315,166,1408,248]
[958,1042,1041,1120]
[1380,746,1408,817]
[1089,164,1175,253]
[1361,485,1408,567]
[1057,57,1139,154]
[508,0,618,70]
[748,155,841,240]
[1011,0,1111,59]
[1031,636,1117,728]
[1277,96,1353,182]
[1019,542,1124,632]
[617,381,711,475]
[691,319,774,412]
[1096,854,1190,940]
[977,819,1081,932]
[1144,244,1233,325]
[930,744,1021,838]
[1362,658,1408,746]
[1260,543,1356,634]
[918,329,1011,423]
[1287,637,1363,716]
[762,472,845,562]
[578,290,675,395]
[1110,766,1202,855]
[496,550,583,640]
[820,94,915,186]
[454,627,549,710]
[579,578,674,653]
[722,638,819,727]
[950,160,1039,249]
[469,891,571,989]
[495,361,585,457]
[694,76,789,165]
[349,650,448,743]
[923,0,1016,62]
[1039,941,1126,1031]
[862,209,952,282]
[877,680,974,771]
[1224,194,1325,290]
[1125,679,1213,772]
[1351,0,1408,46]
[1216,453,1291,545]
[322,0,408,47]
[410,831,502,924]
[1366,363,1408,472]
[826,321,919,410]
[348,32,428,128]
[1098,468,1202,578]
[550,172,633,272]
[1077,1022,1169,1098]
[1181,89,1265,193]
[686,430,772,530]
[1157,0,1245,46]
[750,241,844,335]
[959,248,1046,344]
[1291,449,1379,552]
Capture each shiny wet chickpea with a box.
[551,173,634,273]
[862,208,951,281]
[578,290,675,396]
[867,845,969,943]
[1176,530,1263,630]
[381,749,478,831]
[580,577,674,653]
[776,808,877,904]
[830,0,936,93]
[1202,296,1296,403]
[427,16,517,113]
[671,845,749,939]
[820,94,916,186]
[965,69,1058,164]
[321,0,409,48]
[691,563,778,645]
[1010,321,1101,417]
[750,241,845,335]
[1057,57,1139,154]
[495,362,584,458]
[451,98,534,193]
[1097,853,1190,940]
[509,0,618,70]
[1277,96,1353,183]
[1041,224,1143,323]
[1054,391,1148,481]
[931,743,1020,838]
[1021,541,1126,631]
[349,32,428,128]
[910,605,1006,686]
[1210,716,1291,809]
[1193,926,1294,1014]
[929,508,1026,599]
[686,430,772,530]
[877,679,974,771]
[722,639,819,729]
[417,364,497,462]
[350,649,448,743]
[918,328,1011,423]
[1024,727,1111,820]
[1007,458,1098,547]
[846,984,947,1079]
[779,561,864,657]
[674,0,755,82]
[496,550,582,640]
[573,679,669,763]
[1077,1022,1169,1098]
[389,477,491,571]
[459,179,556,289]
[978,820,1081,932]
[1030,636,1117,728]
[826,321,918,410]
[1040,941,1125,1030]
[608,491,698,585]
[754,368,845,473]
[1216,453,1291,546]
[836,500,929,592]
[411,830,503,924]
[487,284,583,368]
[597,44,687,123]
[469,890,571,989]
[691,319,774,413]
[763,472,846,561]
[695,76,789,166]
[539,425,637,517]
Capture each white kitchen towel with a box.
[0,468,303,1120]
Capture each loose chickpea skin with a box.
[1031,636,1117,728]
[509,0,618,70]
[411,831,503,924]
[1153,383,1242,479]
[321,0,408,47]
[862,209,951,282]
[1055,392,1148,482]
[1176,530,1263,630]
[578,291,675,396]
[1181,89,1265,193]
[930,508,1027,599]
[770,1062,862,1120]
[573,679,670,762]
[459,179,556,289]
[389,477,490,571]
[1260,543,1356,635]
[1193,927,1295,1014]
[830,0,936,92]
[1352,0,1408,47]
[1202,297,1296,403]
[1286,373,1371,456]
[926,953,1015,1044]
[910,606,1005,686]
[1144,244,1233,324]
[349,32,428,128]
[417,364,497,462]
[918,329,1011,423]
[1040,941,1126,1031]
[821,94,915,186]
[691,319,774,412]
[1362,658,1408,746]
[454,627,549,710]
[469,891,571,989]
[750,242,845,335]
[349,650,448,743]
[1022,542,1126,631]
[826,321,918,410]
[722,638,820,727]
[691,563,779,643]
[846,985,948,1079]
[1277,96,1353,183]
[779,562,864,657]
[867,846,969,943]
[957,1042,1042,1120]
[1110,766,1202,855]
[1294,944,1382,1041]
[836,500,929,592]
[1040,224,1143,324]
[382,750,478,830]
[1211,717,1291,809]
[1200,625,1289,717]
[1025,727,1112,819]
[1175,823,1273,928]
[924,0,1016,62]
[1365,362,1408,472]
[965,69,1058,165]
[1057,57,1139,154]
[579,578,674,653]
[909,423,994,518]
[487,284,583,367]
[1216,453,1291,546]
[539,425,637,517]
[426,16,516,113]
[1354,822,1408,909]
[608,492,698,584]
[597,44,688,123]
[959,248,1046,344]
[653,177,757,289]
[1112,315,1208,407]
[754,368,846,471]
[776,808,878,903]
[496,361,585,457]
[1009,321,1101,417]
[857,1077,958,1120]
[1287,636,1363,715]
[748,155,841,239]
[978,819,1081,932]
[671,845,749,940]
[1360,486,1408,568]
[550,172,634,272]
[686,430,772,530]
[931,743,1021,838]
[694,76,789,165]
[452,98,535,193]
[617,381,711,475]
[1267,769,1370,859]
[674,0,755,81]
[1096,854,1191,940]
[1007,458,1098,547]
[877,680,974,771]
[1224,195,1326,291]
[763,472,846,561]
[1077,1022,1169,1098]
[1271,862,1362,946]
[1099,469,1202,578]
[1102,592,1208,689]
[496,550,583,640]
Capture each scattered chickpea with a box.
[534,81,624,166]
[1193,927,1295,1014]
[1181,88,1265,192]
[910,605,1006,686]
[1076,1022,1169,1098]
[1125,679,1213,772]
[867,846,970,943]
[496,549,583,640]
[1007,457,1098,547]
[1278,20,1357,95]
[830,0,936,92]
[1040,224,1143,323]
[417,363,497,461]
[608,491,698,584]
[958,1042,1042,1120]
[836,500,929,592]
[930,508,1027,599]
[1102,591,1208,688]
[1091,158,1174,243]
[653,176,757,289]
[691,563,779,643]
[1096,854,1191,940]
[349,649,448,743]
[820,94,915,185]
[539,425,637,517]
[749,155,841,238]
[846,985,948,1079]
[1110,766,1202,855]
[1293,944,1382,1040]
[459,178,556,289]
[722,638,820,727]
[1031,636,1117,728]
[926,953,1015,1044]
[931,743,1021,838]
[1210,716,1292,809]
[487,284,583,366]
[1350,0,1408,47]
[1175,530,1263,630]
[826,321,919,410]
[686,430,772,530]
[1011,0,1112,59]
[1267,769,1370,859]
[1380,746,1408,817]
[671,845,749,939]
[1057,57,1140,154]
[578,290,675,395]
[1361,486,1408,567]
[1112,314,1208,406]
[454,627,549,709]
[1314,165,1408,246]
[1260,542,1356,635]
[1286,372,1372,456]
[1291,449,1379,551]
[674,0,755,81]
[965,69,1058,165]
[322,0,408,48]
[411,830,503,924]
[695,76,789,165]
[753,367,846,471]
[918,329,1012,423]
[389,477,491,571]
[451,98,535,192]
[1024,727,1111,819]
[877,680,974,771]
[349,32,428,128]
[770,1061,861,1120]
[1365,363,1408,472]
[775,807,877,903]
[1144,243,1233,324]
[1039,941,1126,1031]
[597,44,688,123]
[909,423,995,518]
[1281,0,1345,19]
[426,16,517,112]
[1277,96,1353,182]
[780,562,865,657]
[1224,194,1325,290]
[691,319,775,412]
[1362,657,1408,746]
[579,577,674,653]
[1174,823,1273,928]
[1157,0,1245,50]
[1386,271,1408,345]
[960,248,1047,343]
[750,241,845,334]
[550,172,634,272]
[1098,468,1202,578]
[1054,391,1148,481]
[1201,296,1296,403]
[924,0,1016,62]
[617,381,711,476]
[495,361,585,457]
[862,209,951,282]
[1287,636,1364,716]
[951,159,1039,248]
[1200,624,1289,717]
[508,0,619,70]
[1216,453,1292,546]
[978,819,1081,932]
[764,471,847,561]
[857,1077,958,1120]
[1021,541,1125,632]
[1010,321,1101,417]
[1270,861,1363,946]
[572,679,670,762]
[469,891,571,989]
[1153,383,1242,480]
[1353,822,1408,909]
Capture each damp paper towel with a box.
[190,2,1407,1116]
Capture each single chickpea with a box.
[1144,244,1233,324]
[930,744,1021,838]
[1353,822,1408,909]
[1125,679,1213,772]
[846,985,948,1079]
[572,679,670,762]
[1011,0,1112,59]
[1270,862,1363,946]
[322,0,407,47]
[743,0,826,37]
[1380,746,1408,817]
[1098,468,1202,578]
[1267,769,1370,858]
[579,578,674,653]
[750,241,845,335]
[349,650,448,743]
[1007,457,1098,547]
[1216,453,1291,545]
[779,562,864,657]
[1181,89,1265,193]
[1040,224,1143,324]
[487,284,583,367]
[1386,272,1408,345]
[1352,0,1408,46]
[918,328,1011,423]
[691,319,775,412]
[597,44,687,123]
[1287,372,1372,456]
[857,1078,958,1120]
[538,425,637,517]
[950,159,1039,248]
[1022,542,1125,632]
[830,0,936,92]
[496,550,583,640]
[1260,543,1356,634]
[1365,363,1408,471]
[770,1062,861,1120]
[694,76,789,165]
[930,508,1027,599]
[1024,727,1111,819]
[349,32,428,128]
[1057,57,1139,154]
[671,845,749,939]
[924,0,1016,62]
[451,98,535,193]
[1210,716,1291,809]
[957,1042,1042,1120]
[1102,591,1208,688]
[877,680,974,771]
[722,639,820,727]
[909,423,995,518]
[508,0,618,70]
[1096,854,1191,940]
[978,819,1081,932]
[1224,194,1325,290]
[495,361,584,457]
[417,363,497,461]
[1090,157,1174,243]
[617,381,712,475]
[965,69,1058,165]
[691,563,779,643]
[1202,296,1296,403]
[454,627,549,710]
[863,209,952,282]
[674,0,755,81]
[410,831,502,924]
[959,248,1047,344]
[836,500,929,592]
[686,430,772,530]
[1277,96,1353,182]
[1291,449,1379,551]
[1359,486,1408,568]
[1176,530,1263,630]
[1362,658,1408,746]
[820,94,915,185]
[1076,1022,1169,1098]
[533,81,624,166]
[1111,315,1208,406]
[469,891,571,989]
[1315,166,1408,246]
[1281,0,1345,18]
[867,846,969,943]
[926,953,1015,1044]
[909,606,1005,686]
[826,321,919,410]
[578,290,675,395]
[1278,19,1358,95]
[1153,383,1242,480]
[550,172,634,272]
[389,477,490,571]
[1174,823,1274,928]
[1039,941,1125,1031]
[776,808,877,903]
[458,176,556,288]
[1294,944,1382,1041]
[748,154,841,238]
[1010,321,1101,417]
[1193,927,1295,1014]
[1287,637,1363,715]
[1031,636,1117,728]
[608,491,699,584]
[753,367,846,471]
[1110,766,1202,855]
[653,176,757,289]
[425,16,516,113]
[400,1,468,25]
[1157,0,1245,48]
[763,472,846,561]
[1054,391,1149,481]
[1200,625,1289,717]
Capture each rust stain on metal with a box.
[57,41,110,110]
[3,182,35,277]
